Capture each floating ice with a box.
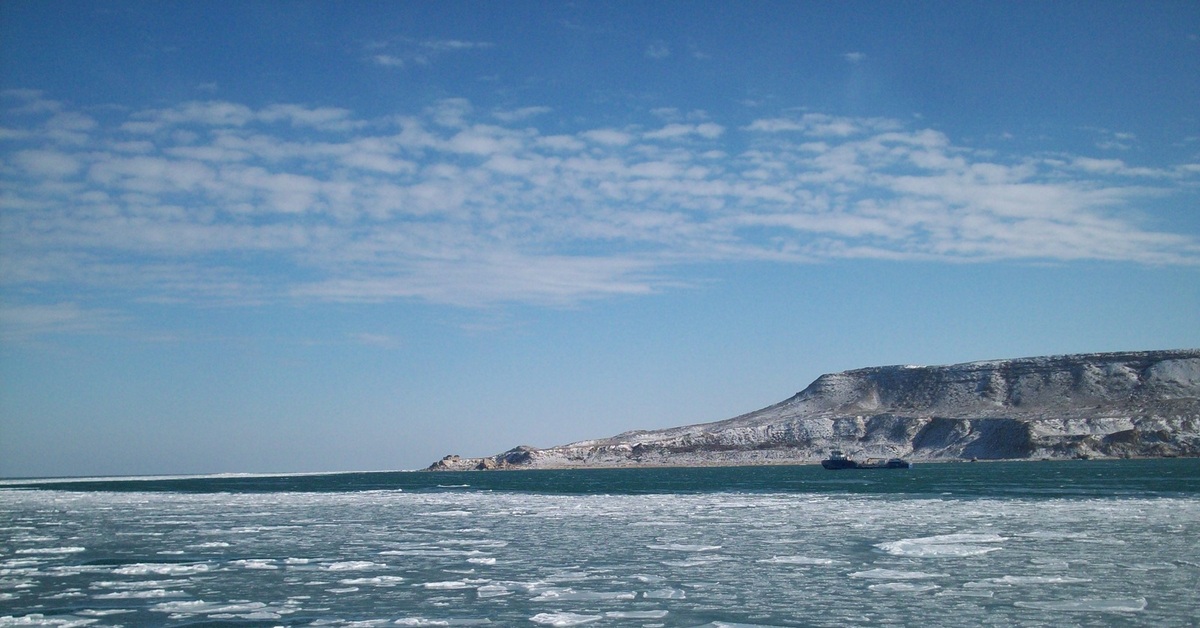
[875,533,1006,557]
[421,580,473,589]
[393,619,493,626]
[529,588,635,602]
[869,582,940,593]
[112,563,210,576]
[528,612,603,626]
[662,556,728,567]
[849,569,947,580]
[229,559,279,569]
[92,589,186,599]
[323,561,387,571]
[338,576,406,587]
[644,588,686,599]
[0,613,100,627]
[149,600,277,615]
[988,575,1093,585]
[756,556,836,565]
[647,543,722,552]
[476,584,511,598]
[14,547,85,555]
[1015,597,1146,612]
[606,610,669,619]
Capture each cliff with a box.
[427,349,1200,470]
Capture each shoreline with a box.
[423,453,1190,472]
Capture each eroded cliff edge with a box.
[428,349,1200,470]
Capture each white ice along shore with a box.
[428,349,1200,470]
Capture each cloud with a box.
[843,51,866,63]
[370,38,493,68]
[646,42,671,59]
[582,128,634,146]
[493,106,552,122]
[747,113,899,137]
[0,302,123,342]
[2,96,1198,323]
[645,123,725,141]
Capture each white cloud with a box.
[646,42,671,59]
[2,96,1198,321]
[582,128,634,146]
[0,302,122,341]
[370,38,493,69]
[493,106,552,122]
[258,104,360,131]
[13,149,81,178]
[843,51,866,63]
[645,123,725,140]
[373,54,408,68]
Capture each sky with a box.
[1,1,1199,478]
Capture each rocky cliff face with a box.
[427,349,1200,470]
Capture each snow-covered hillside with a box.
[428,349,1200,470]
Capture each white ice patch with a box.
[229,559,279,570]
[644,588,686,599]
[662,556,728,567]
[987,575,1093,585]
[476,584,511,598]
[849,568,947,580]
[875,533,1006,557]
[1015,597,1147,613]
[0,613,100,627]
[14,547,85,555]
[393,619,493,626]
[92,589,186,599]
[150,600,282,617]
[323,561,387,571]
[467,557,496,565]
[339,576,406,587]
[1,559,43,570]
[421,580,474,590]
[606,610,669,619]
[186,541,231,548]
[647,544,722,552]
[112,563,210,576]
[756,556,837,565]
[529,588,635,602]
[869,582,940,593]
[9,535,57,543]
[529,612,603,626]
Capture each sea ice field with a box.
[1,461,1198,626]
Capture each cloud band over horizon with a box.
[3,88,1199,336]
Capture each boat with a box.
[820,450,911,470]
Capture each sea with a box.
[1,459,1198,627]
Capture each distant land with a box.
[428,349,1200,470]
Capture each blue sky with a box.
[2,1,1198,477]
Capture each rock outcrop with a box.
[427,349,1200,470]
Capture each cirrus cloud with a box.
[2,95,1198,328]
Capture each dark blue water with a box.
[5,458,1198,498]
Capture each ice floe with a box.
[111,563,210,576]
[1015,597,1146,612]
[528,612,603,626]
[875,533,1006,557]
[849,568,947,580]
